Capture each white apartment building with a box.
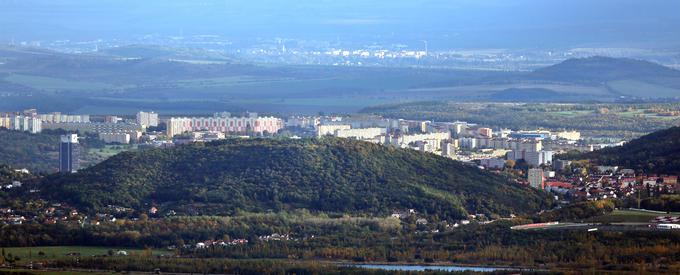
[416,138,443,153]
[556,131,581,141]
[334,128,386,140]
[286,116,320,129]
[167,113,283,137]
[442,142,458,157]
[316,124,351,137]
[0,115,10,129]
[528,168,545,189]
[480,158,506,169]
[459,137,478,149]
[43,122,142,134]
[136,111,159,128]
[39,113,90,123]
[522,151,555,167]
[99,132,131,144]
[4,115,42,133]
[509,139,542,152]
[391,132,451,147]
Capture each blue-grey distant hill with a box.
[2,46,680,114]
[531,56,680,83]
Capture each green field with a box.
[589,209,680,223]
[3,74,118,92]
[82,145,137,169]
[0,270,109,275]
[88,145,137,159]
[552,110,592,116]
[0,246,169,264]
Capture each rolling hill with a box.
[40,138,551,219]
[531,56,680,84]
[573,126,680,174]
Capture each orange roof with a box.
[545,181,572,189]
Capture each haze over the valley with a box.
[2,0,680,49]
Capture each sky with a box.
[1,0,679,49]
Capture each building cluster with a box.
[136,111,159,128]
[193,239,250,249]
[2,108,289,174]
[0,207,25,225]
[0,110,42,133]
[301,115,587,169]
[311,116,457,153]
[0,202,81,226]
[0,109,156,144]
[3,108,634,182]
[526,164,679,202]
[258,233,292,242]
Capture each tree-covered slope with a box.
[0,128,60,172]
[574,126,680,174]
[41,138,551,219]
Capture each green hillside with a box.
[0,128,60,172]
[41,138,551,219]
[574,126,680,174]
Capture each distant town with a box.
[13,35,680,71]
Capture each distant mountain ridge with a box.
[531,56,680,83]
[4,46,680,114]
[40,138,551,218]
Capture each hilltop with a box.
[572,126,680,174]
[40,138,551,219]
[531,56,680,83]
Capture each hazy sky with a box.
[1,0,679,48]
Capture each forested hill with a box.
[41,138,551,219]
[574,126,680,174]
[531,56,680,83]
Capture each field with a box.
[87,145,137,159]
[0,246,170,264]
[2,74,117,92]
[81,145,138,169]
[0,270,108,275]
